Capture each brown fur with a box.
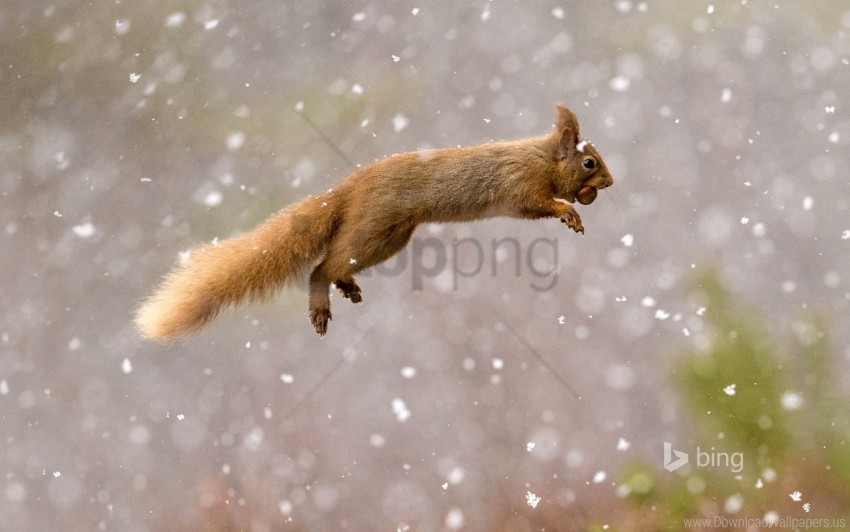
[135,103,614,339]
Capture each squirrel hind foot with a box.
[309,306,332,336]
[334,278,363,304]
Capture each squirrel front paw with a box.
[560,211,585,234]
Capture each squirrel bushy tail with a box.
[135,193,339,340]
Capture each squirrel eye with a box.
[582,157,596,169]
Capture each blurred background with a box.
[2,1,850,530]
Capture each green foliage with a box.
[618,271,850,529]
[675,273,793,464]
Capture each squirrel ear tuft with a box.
[555,103,580,158]
[555,104,579,135]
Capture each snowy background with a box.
[2,1,849,530]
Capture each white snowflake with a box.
[392,398,411,422]
[789,491,802,502]
[72,222,95,238]
[781,391,803,411]
[609,75,631,92]
[525,491,541,508]
[723,384,737,396]
[392,114,409,132]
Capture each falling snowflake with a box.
[72,222,95,238]
[781,391,803,411]
[525,491,541,508]
[789,491,802,502]
[617,437,631,451]
[526,442,536,452]
[609,75,631,92]
[723,384,737,396]
[803,502,811,512]
[392,398,411,422]
[129,72,141,83]
[393,114,409,132]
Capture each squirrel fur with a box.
[135,103,614,338]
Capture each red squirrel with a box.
[136,103,613,338]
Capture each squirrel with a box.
[135,103,614,339]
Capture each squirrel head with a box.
[552,103,614,205]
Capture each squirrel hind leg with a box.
[334,277,362,304]
[308,267,332,336]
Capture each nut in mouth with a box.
[576,185,598,205]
